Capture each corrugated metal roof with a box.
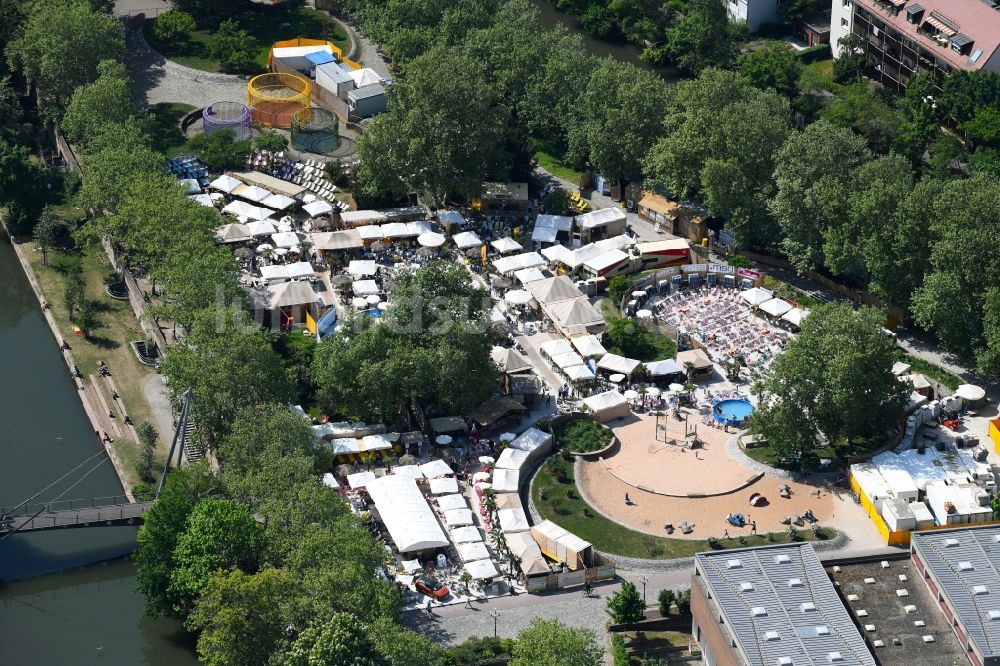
[696,543,876,666]
[912,526,1000,658]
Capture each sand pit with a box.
[603,411,757,496]
[579,413,845,540]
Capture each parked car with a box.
[415,575,450,600]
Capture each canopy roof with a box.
[565,364,595,381]
[312,229,363,250]
[419,459,453,478]
[759,297,793,317]
[233,184,271,203]
[493,252,545,275]
[527,276,583,305]
[677,348,713,370]
[491,237,522,253]
[496,447,530,471]
[329,437,361,455]
[365,476,448,553]
[645,358,683,377]
[582,390,628,414]
[457,541,491,563]
[429,476,459,495]
[539,338,573,358]
[360,433,393,451]
[498,507,530,533]
[510,427,552,454]
[247,220,278,237]
[576,207,626,229]
[264,281,318,308]
[534,214,573,231]
[465,559,499,579]
[571,334,607,358]
[341,210,388,226]
[583,249,629,273]
[531,227,558,244]
[546,297,604,331]
[597,353,642,375]
[348,259,378,276]
[551,350,585,370]
[491,346,533,374]
[222,200,271,221]
[352,280,379,296]
[492,468,520,493]
[438,210,465,226]
[437,494,467,511]
[741,287,774,306]
[346,470,376,489]
[285,261,314,279]
[514,267,546,284]
[215,223,251,243]
[781,308,809,327]
[444,508,475,527]
[210,174,242,193]
[450,526,483,544]
[271,231,302,248]
[233,171,306,198]
[452,231,483,249]
[303,201,333,217]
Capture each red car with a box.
[415,576,450,600]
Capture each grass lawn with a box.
[601,298,678,362]
[26,244,164,490]
[533,143,583,184]
[742,432,885,472]
[554,419,612,453]
[800,58,838,93]
[893,348,962,390]
[145,6,350,75]
[147,103,198,158]
[532,454,837,559]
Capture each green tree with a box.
[154,238,242,331]
[153,10,196,46]
[675,587,691,614]
[961,107,1000,150]
[282,613,388,666]
[369,617,443,666]
[606,580,645,624]
[661,0,743,75]
[209,18,257,73]
[255,130,287,152]
[134,461,222,617]
[76,299,98,337]
[355,47,508,206]
[186,567,301,666]
[32,207,61,266]
[0,139,50,235]
[78,118,162,212]
[779,0,826,25]
[160,307,293,448]
[658,588,676,616]
[567,58,669,181]
[833,33,866,84]
[0,76,27,144]
[189,128,253,171]
[738,41,802,99]
[822,83,904,154]
[6,0,125,113]
[62,59,136,144]
[770,120,872,274]
[938,70,1000,126]
[168,498,264,614]
[511,618,602,666]
[135,420,158,482]
[750,304,907,461]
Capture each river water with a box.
[0,233,198,665]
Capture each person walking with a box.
[750,521,757,535]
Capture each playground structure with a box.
[202,101,252,140]
[248,72,311,129]
[291,106,340,154]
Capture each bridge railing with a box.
[0,494,133,517]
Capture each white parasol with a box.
[955,384,986,401]
[377,301,390,310]
[435,434,453,445]
[636,309,653,319]
[669,383,686,392]
[478,456,495,464]
[256,243,274,252]
[417,232,446,248]
[366,294,381,305]
[609,374,626,383]
[623,389,639,400]
[352,297,367,308]
[504,290,533,306]
[645,386,661,396]
[498,432,516,442]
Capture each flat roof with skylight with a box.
[694,542,876,666]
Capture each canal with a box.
[0,232,198,665]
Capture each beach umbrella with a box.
[636,309,652,319]
[478,456,495,464]
[645,386,661,396]
[366,294,381,305]
[504,290,533,306]
[398,454,417,466]
[352,297,367,308]
[669,383,685,392]
[498,432,516,442]
[257,243,273,252]
[377,301,389,310]
[417,232,446,248]
[623,389,639,400]
[436,434,453,445]
[609,374,625,383]
[272,248,289,256]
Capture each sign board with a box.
[737,268,762,280]
[708,264,735,274]
[681,263,708,273]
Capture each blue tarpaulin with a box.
[306,51,337,66]
[316,307,338,338]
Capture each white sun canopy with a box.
[261,193,296,210]
[437,494,467,511]
[571,335,607,358]
[223,200,271,221]
[565,364,596,381]
[247,220,278,237]
[539,338,574,358]
[492,468,520,493]
[303,201,333,217]
[741,287,774,307]
[285,262,314,279]
[782,308,810,327]
[210,174,242,193]
[347,470,376,489]
[271,231,301,248]
[365,475,448,553]
[352,280,379,295]
[597,353,642,375]
[496,447,530,471]
[348,260,378,276]
[498,507,530,533]
[452,231,483,249]
[465,559,499,579]
[759,298,793,318]
[493,252,546,275]
[491,237,522,254]
[514,267,546,284]
[444,508,475,527]
[450,526,483,544]
[429,477,459,495]
[420,459,453,478]
[457,541,491,563]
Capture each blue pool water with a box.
[712,399,754,427]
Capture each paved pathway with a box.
[125,27,250,110]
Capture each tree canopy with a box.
[61,59,136,144]
[510,618,602,666]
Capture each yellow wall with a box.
[990,418,1000,454]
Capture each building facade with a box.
[726,0,781,32]
[831,0,1000,93]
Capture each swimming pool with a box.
[712,399,754,428]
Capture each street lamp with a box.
[640,576,648,606]
[490,609,500,639]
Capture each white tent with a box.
[360,434,393,451]
[303,201,333,217]
[576,207,626,229]
[285,262,314,279]
[188,193,214,207]
[493,252,546,275]
[546,298,605,334]
[444,508,475,527]
[535,214,573,232]
[492,468,520,493]
[498,507,530,533]
[223,200,270,221]
[348,260,378,276]
[539,338,574,358]
[330,437,361,455]
[365,475,448,552]
[392,464,424,480]
[504,289,534,306]
[347,471,376,489]
[565,364,596,381]
[597,353,642,375]
[341,210,388,227]
[264,281,318,308]
[465,559,499,579]
[457,541,491,563]
[495,447,530,471]
[551,351,585,370]
[417,232,446,248]
[271,231,302,248]
[322,472,339,489]
[531,226,558,244]
[741,287,774,307]
[527,276,583,305]
[581,390,630,422]
[645,358,683,377]
[571,335,607,358]
[215,223,252,244]
[235,184,272,203]
[956,384,986,401]
[210,174,242,193]
[261,193,296,210]
[781,308,810,327]
[437,494,467,511]
[452,231,483,249]
[759,298,793,318]
[357,225,384,240]
[429,477,459,495]
[450,526,483,544]
[491,237,522,254]
[514,267,546,285]
[352,280,379,296]
[349,67,383,88]
[260,265,290,282]
[510,427,553,458]
[247,220,278,237]
[438,210,466,227]
[420,459,453,478]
